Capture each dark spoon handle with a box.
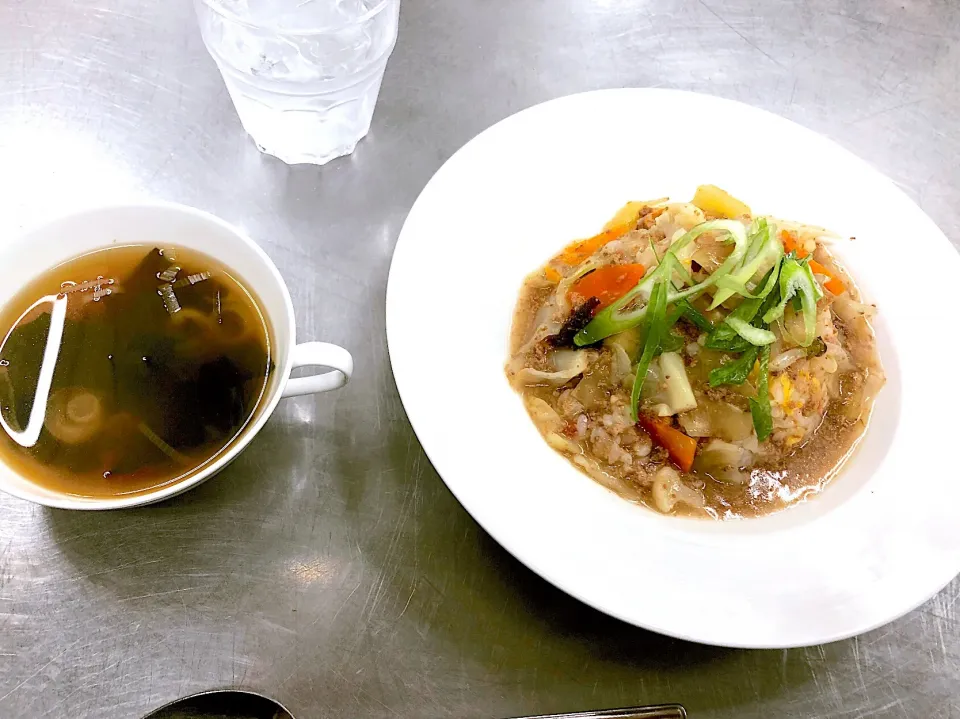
[509,705,686,719]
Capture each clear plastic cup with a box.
[195,0,400,165]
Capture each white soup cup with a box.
[0,202,353,509]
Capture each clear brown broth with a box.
[0,245,272,497]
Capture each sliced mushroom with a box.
[514,350,592,387]
[525,397,563,433]
[546,432,579,454]
[694,439,753,484]
[651,466,705,514]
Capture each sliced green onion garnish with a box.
[670,260,693,289]
[705,307,758,349]
[660,304,687,353]
[677,299,713,332]
[702,265,776,349]
[713,275,764,299]
[762,257,820,346]
[704,333,752,353]
[575,252,701,345]
[724,317,776,346]
[630,279,668,421]
[743,218,769,264]
[749,345,773,441]
[668,219,748,258]
[575,220,747,346]
[712,256,781,301]
[708,345,760,387]
[709,219,783,309]
[659,331,684,354]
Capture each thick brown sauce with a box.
[696,406,867,518]
[507,239,883,519]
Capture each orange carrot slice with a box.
[780,231,845,294]
[637,415,698,473]
[808,260,845,295]
[558,221,633,265]
[568,263,646,310]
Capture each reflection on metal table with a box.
[1,1,958,718]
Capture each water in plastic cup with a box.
[195,0,400,165]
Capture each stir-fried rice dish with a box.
[506,185,885,519]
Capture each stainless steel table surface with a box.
[1,1,958,718]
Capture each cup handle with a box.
[282,342,353,398]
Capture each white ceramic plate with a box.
[386,88,960,648]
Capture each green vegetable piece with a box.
[762,257,820,346]
[649,235,661,263]
[704,281,767,348]
[665,304,684,328]
[706,324,750,351]
[713,256,782,301]
[743,218,770,263]
[660,304,689,353]
[575,219,748,346]
[708,345,760,387]
[667,219,749,259]
[749,345,773,441]
[713,275,764,299]
[704,333,752,352]
[660,331,684,353]
[725,316,776,346]
[630,279,668,421]
[677,299,713,332]
[574,257,666,346]
[763,257,805,322]
[757,280,783,319]
[807,336,827,357]
[709,219,783,308]
[669,260,693,289]
[707,265,781,351]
